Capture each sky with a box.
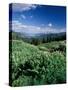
[9,3,66,36]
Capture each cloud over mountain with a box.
[10,20,66,36]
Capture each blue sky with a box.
[9,3,66,35]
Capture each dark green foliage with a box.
[31,38,41,45]
[30,32,66,45]
[58,44,66,52]
[10,31,66,45]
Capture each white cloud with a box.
[21,14,33,20]
[48,23,52,27]
[10,20,66,36]
[12,3,37,12]
[21,15,26,19]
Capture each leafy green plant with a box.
[9,40,66,86]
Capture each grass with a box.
[9,40,66,86]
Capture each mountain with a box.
[9,30,66,44]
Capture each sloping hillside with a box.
[9,40,66,86]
